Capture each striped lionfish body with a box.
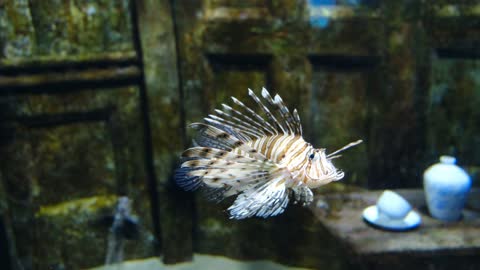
[176,88,362,219]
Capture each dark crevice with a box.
[308,54,380,71]
[171,0,187,149]
[169,0,196,261]
[206,53,274,90]
[106,110,130,196]
[0,55,140,75]
[129,0,162,255]
[206,53,273,72]
[0,77,142,95]
[435,48,480,59]
[0,218,12,270]
[6,107,114,128]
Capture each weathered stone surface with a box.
[0,1,156,269]
[34,195,156,269]
[0,86,155,269]
[423,1,480,187]
[1,0,133,61]
[427,58,480,184]
[34,195,118,269]
[366,0,428,189]
[12,87,144,200]
[0,0,35,58]
[309,70,369,186]
[195,197,353,270]
[133,0,196,263]
[311,189,480,270]
[29,0,133,56]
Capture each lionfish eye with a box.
[309,153,315,160]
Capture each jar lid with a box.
[440,155,456,164]
[424,155,470,185]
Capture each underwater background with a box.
[0,0,479,269]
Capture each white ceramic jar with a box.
[423,155,471,221]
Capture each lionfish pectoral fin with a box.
[177,147,277,203]
[227,171,291,219]
[291,185,314,206]
[175,166,205,191]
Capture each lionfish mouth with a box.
[303,161,344,182]
[304,139,363,182]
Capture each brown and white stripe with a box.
[175,88,361,219]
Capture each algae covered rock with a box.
[34,195,155,269]
[34,195,117,269]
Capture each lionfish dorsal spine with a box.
[205,114,262,140]
[260,88,296,134]
[292,109,303,136]
[190,123,267,160]
[212,108,265,138]
[273,93,301,135]
[230,96,278,135]
[220,104,269,137]
[248,88,288,134]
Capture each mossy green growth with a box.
[34,195,118,269]
[36,195,117,218]
[199,217,233,236]
[435,4,480,17]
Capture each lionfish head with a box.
[304,148,344,188]
[304,140,363,188]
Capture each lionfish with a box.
[175,88,362,219]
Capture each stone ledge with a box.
[310,189,480,269]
